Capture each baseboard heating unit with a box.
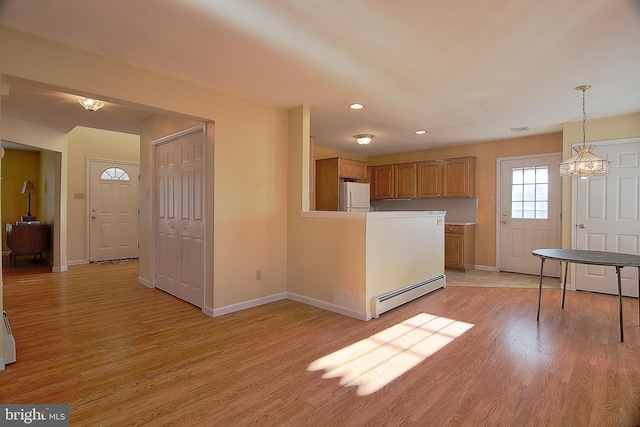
[372,274,445,319]
[3,310,16,365]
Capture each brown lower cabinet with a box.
[444,224,475,271]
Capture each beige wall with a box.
[288,215,367,315]
[367,133,563,268]
[313,145,368,162]
[66,126,140,263]
[1,26,289,315]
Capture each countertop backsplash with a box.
[370,198,478,223]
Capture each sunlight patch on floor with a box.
[308,313,474,396]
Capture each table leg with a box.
[561,261,569,309]
[616,266,624,342]
[537,257,545,321]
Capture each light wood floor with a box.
[1,259,639,426]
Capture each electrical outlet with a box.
[256,270,262,281]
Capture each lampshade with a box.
[559,85,611,179]
[78,97,105,112]
[21,180,36,194]
[354,134,373,145]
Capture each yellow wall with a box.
[66,126,140,263]
[368,133,563,267]
[1,149,40,250]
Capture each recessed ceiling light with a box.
[349,103,364,110]
[415,130,427,135]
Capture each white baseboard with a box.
[137,277,152,288]
[474,264,498,272]
[52,265,68,272]
[210,292,287,317]
[286,292,368,321]
[67,259,89,266]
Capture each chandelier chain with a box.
[581,87,586,146]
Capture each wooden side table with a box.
[6,222,47,266]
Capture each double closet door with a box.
[155,127,206,308]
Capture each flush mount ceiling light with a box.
[349,103,364,110]
[354,134,373,145]
[78,97,105,112]
[559,85,611,179]
[415,130,427,135]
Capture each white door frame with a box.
[85,158,140,263]
[496,152,563,273]
[570,137,640,292]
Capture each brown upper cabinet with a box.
[370,162,417,200]
[417,156,476,198]
[315,157,368,210]
[340,158,367,180]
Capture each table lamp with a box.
[21,180,36,222]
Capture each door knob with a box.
[577,223,585,228]
[91,215,96,219]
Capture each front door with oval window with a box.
[89,160,140,261]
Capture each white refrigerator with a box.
[339,182,371,212]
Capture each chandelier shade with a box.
[559,85,611,179]
[559,145,611,179]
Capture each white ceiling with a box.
[1,0,640,156]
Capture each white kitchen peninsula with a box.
[288,211,446,320]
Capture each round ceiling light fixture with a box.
[415,130,427,135]
[349,103,364,110]
[78,96,105,112]
[354,134,373,145]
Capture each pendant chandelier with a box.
[559,85,611,179]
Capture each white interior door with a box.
[574,139,640,297]
[89,160,139,261]
[155,127,205,308]
[498,154,561,276]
